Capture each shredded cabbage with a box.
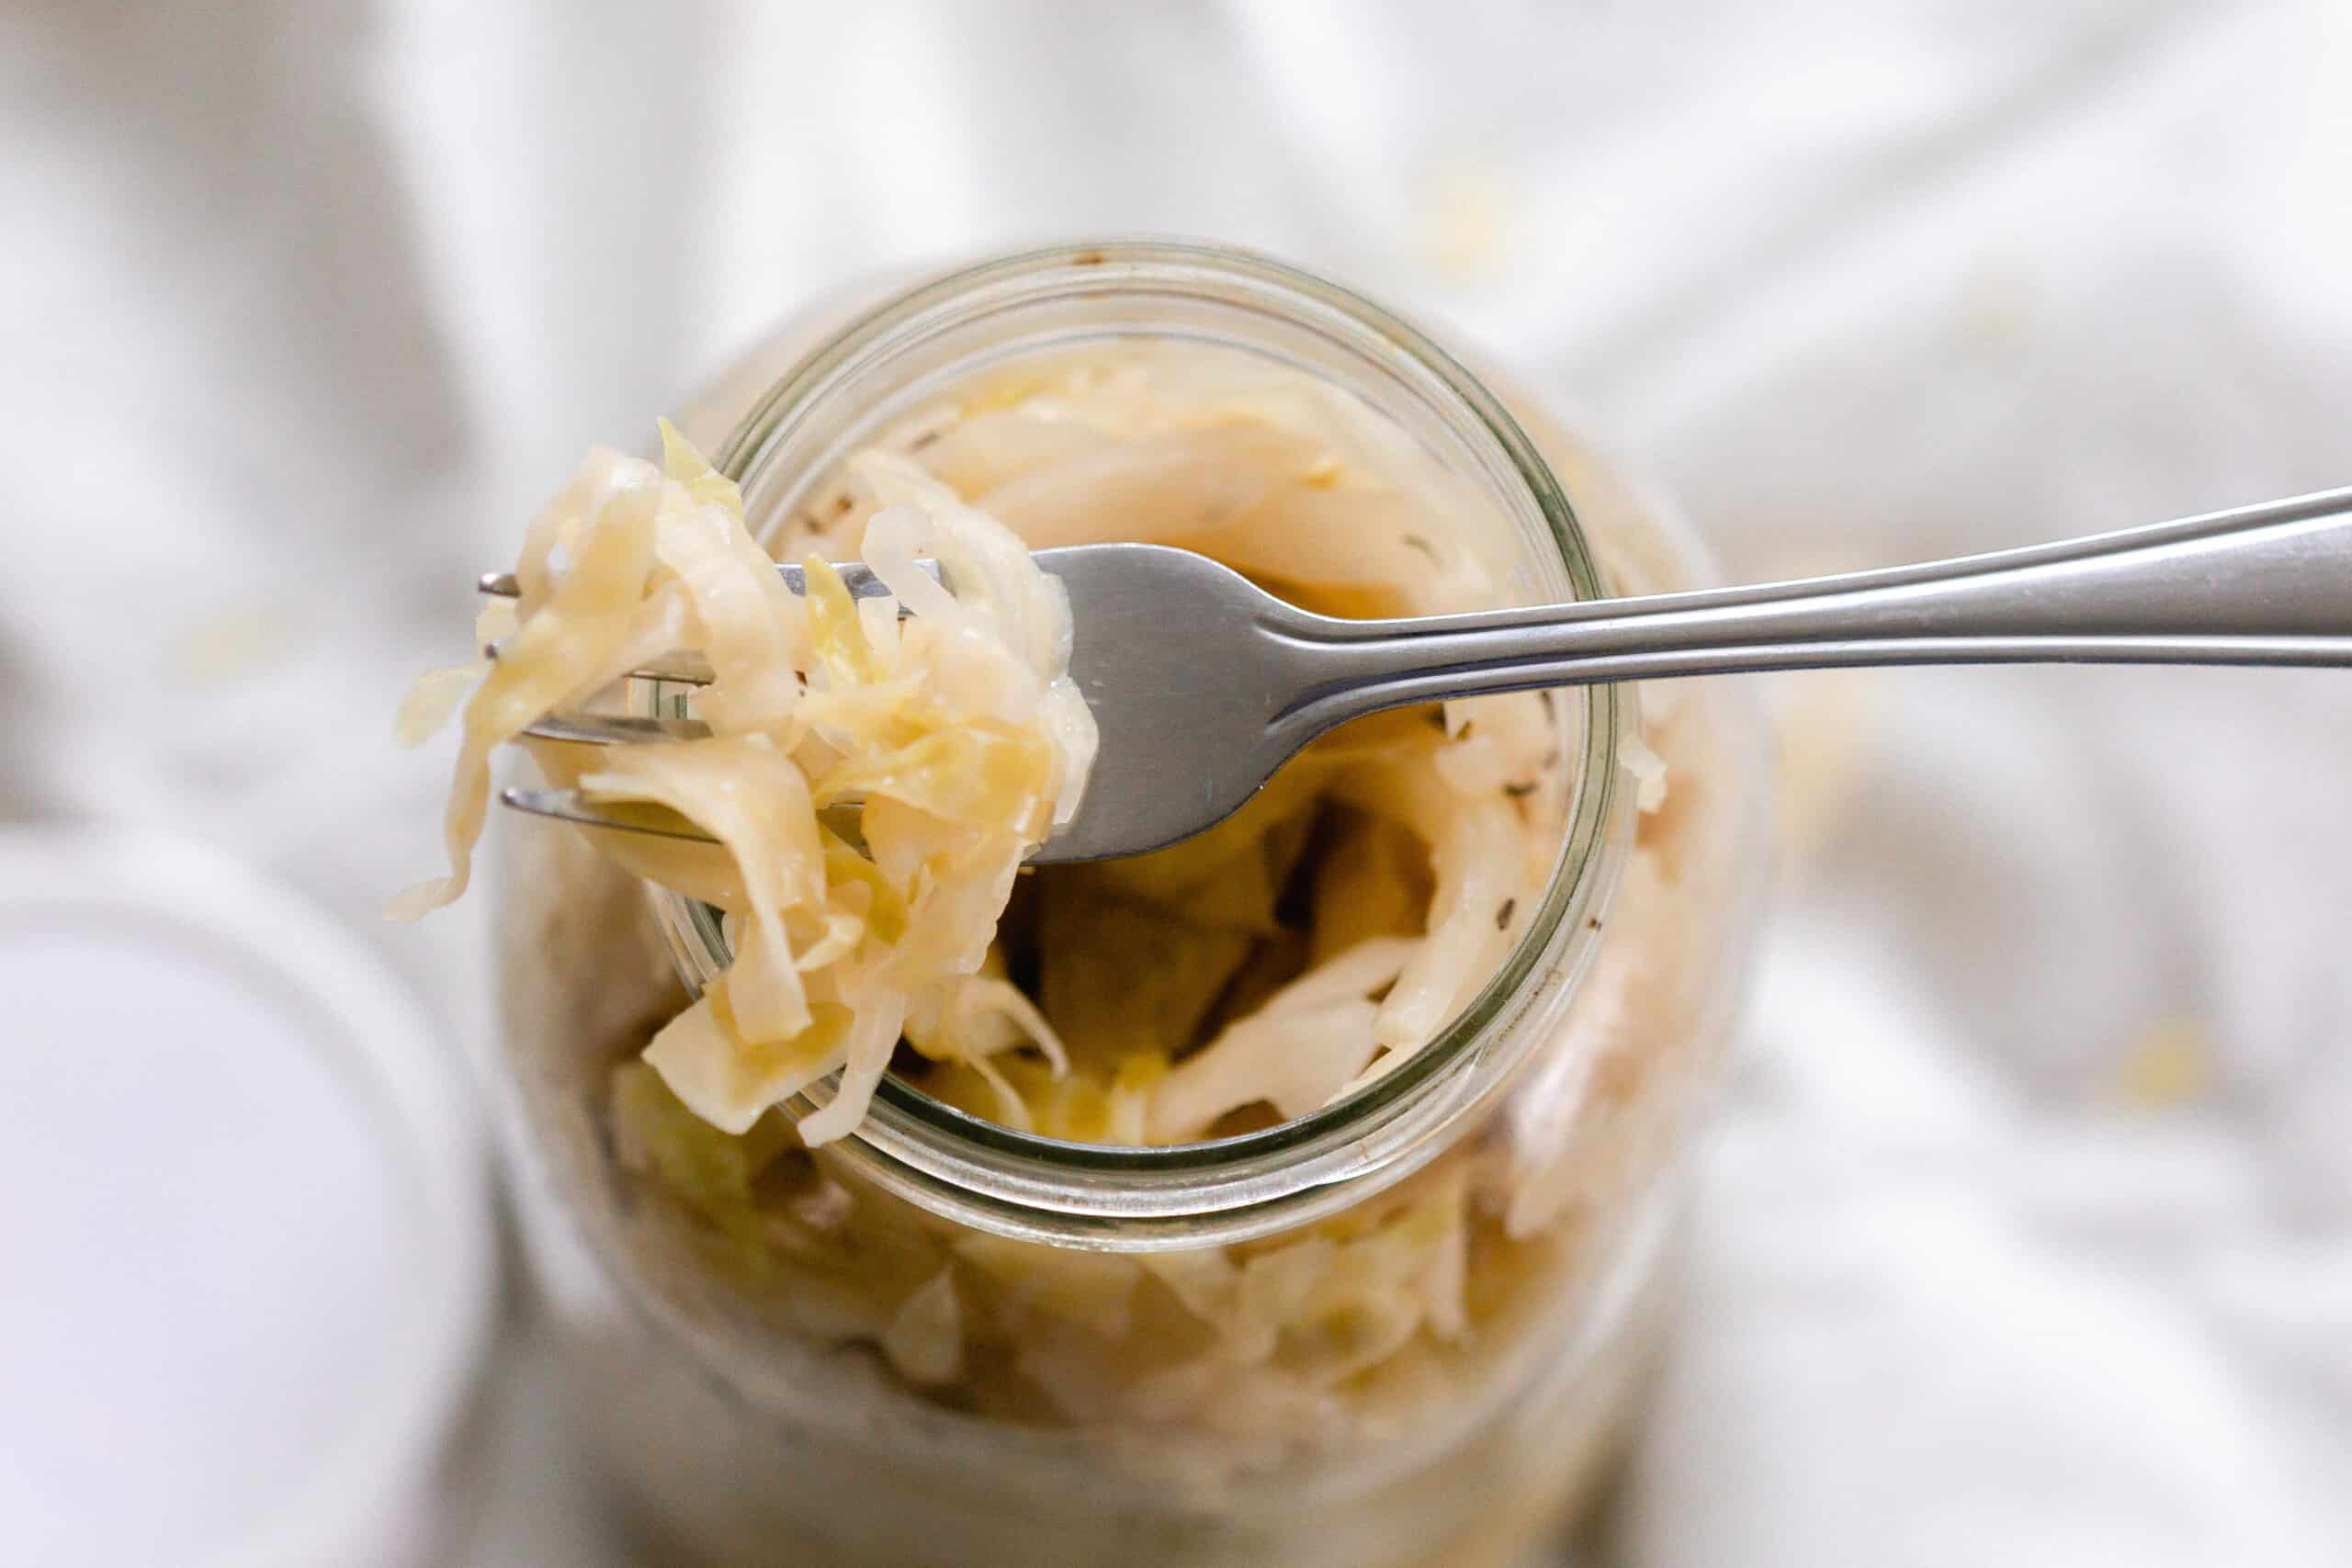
[398,419,1096,1142]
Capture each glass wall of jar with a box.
[492,243,1770,1568]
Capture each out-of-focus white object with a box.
[0,829,493,1568]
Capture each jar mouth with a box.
[683,239,1630,1247]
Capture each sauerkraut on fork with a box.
[393,422,1098,1144]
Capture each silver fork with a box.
[491,485,2352,863]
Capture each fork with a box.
[489,484,2352,863]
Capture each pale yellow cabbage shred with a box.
[397,420,1098,1144]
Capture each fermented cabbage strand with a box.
[396,422,1097,1143]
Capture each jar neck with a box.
[702,241,1631,1249]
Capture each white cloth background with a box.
[5,2,2348,1562]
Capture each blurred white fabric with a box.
[5,1,2348,1563]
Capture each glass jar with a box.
[494,242,1770,1567]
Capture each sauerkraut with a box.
[397,422,1097,1143]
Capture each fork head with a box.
[492,542,1325,863]
[1037,542,1316,861]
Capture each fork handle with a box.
[1275,485,2352,733]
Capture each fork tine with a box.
[476,558,937,602]
[500,787,874,852]
[628,654,714,684]
[484,646,714,685]
[475,556,923,684]
[523,713,712,746]
[500,787,720,843]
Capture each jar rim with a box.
[689,238,1631,1247]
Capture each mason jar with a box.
[494,242,1770,1567]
